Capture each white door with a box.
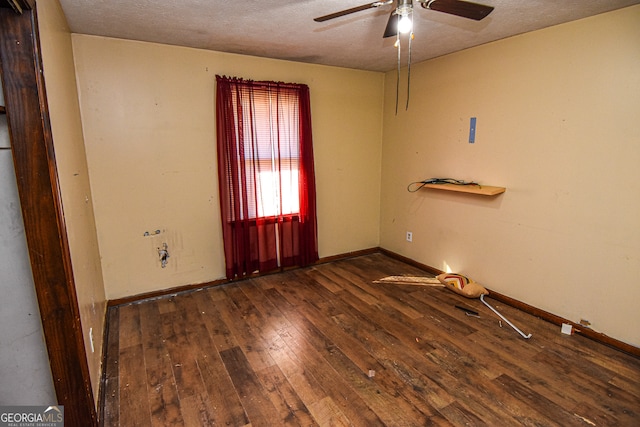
[0,82,56,404]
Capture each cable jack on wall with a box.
[158,243,169,268]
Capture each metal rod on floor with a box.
[480,294,532,339]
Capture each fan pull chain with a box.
[395,29,401,115]
[406,31,413,110]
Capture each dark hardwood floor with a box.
[101,254,640,426]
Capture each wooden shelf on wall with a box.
[421,183,506,196]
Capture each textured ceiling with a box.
[58,0,639,72]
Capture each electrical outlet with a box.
[406,231,413,242]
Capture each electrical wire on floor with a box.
[407,178,480,192]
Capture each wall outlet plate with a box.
[406,231,413,242]
[469,117,476,143]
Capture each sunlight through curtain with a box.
[216,75,318,279]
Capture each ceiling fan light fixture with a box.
[396,0,414,34]
[398,12,413,34]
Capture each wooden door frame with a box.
[0,3,98,426]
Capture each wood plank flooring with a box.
[102,254,640,426]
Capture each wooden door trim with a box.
[0,6,97,426]
[0,0,34,13]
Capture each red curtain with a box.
[216,75,318,279]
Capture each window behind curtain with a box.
[230,84,300,219]
[216,75,318,280]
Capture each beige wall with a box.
[71,36,384,300]
[380,6,640,347]
[36,0,107,403]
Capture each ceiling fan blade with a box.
[421,0,494,21]
[383,11,398,38]
[314,1,389,22]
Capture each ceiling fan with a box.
[314,0,494,112]
[314,0,494,36]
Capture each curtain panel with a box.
[216,75,318,280]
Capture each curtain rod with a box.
[216,75,307,91]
